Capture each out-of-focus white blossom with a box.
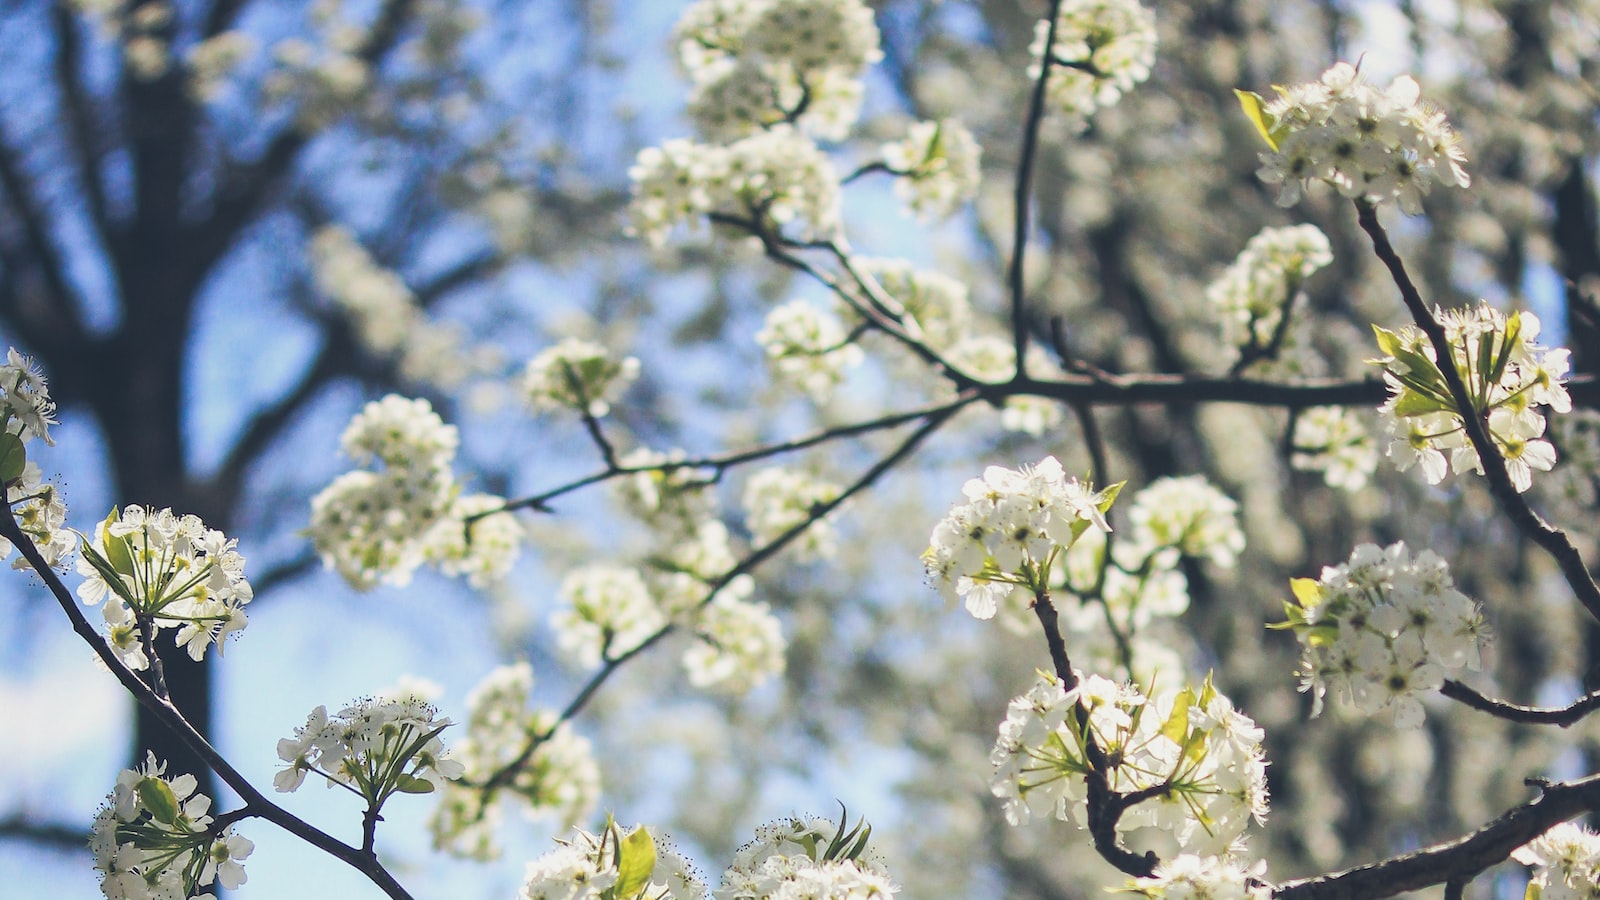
[717,815,897,899]
[429,663,601,860]
[1127,855,1271,900]
[1028,0,1157,130]
[1204,225,1332,356]
[1291,407,1377,490]
[629,126,842,246]
[1373,305,1570,492]
[551,565,666,668]
[1278,542,1488,727]
[1124,475,1246,570]
[741,466,842,559]
[881,118,982,221]
[756,300,863,401]
[524,338,641,418]
[520,823,706,900]
[684,595,786,693]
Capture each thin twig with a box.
[1008,0,1070,377]
[1356,202,1600,624]
[1440,679,1600,728]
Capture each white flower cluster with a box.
[923,456,1115,620]
[853,258,971,350]
[1204,225,1333,354]
[881,118,983,221]
[76,506,253,670]
[1279,542,1487,727]
[1513,822,1600,900]
[552,564,667,668]
[615,448,717,530]
[0,348,71,570]
[716,815,897,899]
[1028,0,1157,129]
[1373,305,1571,492]
[1291,406,1377,491]
[429,663,601,860]
[1250,61,1470,213]
[519,823,706,900]
[756,300,863,401]
[309,395,522,589]
[628,125,842,247]
[1040,476,1241,640]
[741,466,842,560]
[90,752,253,900]
[524,337,641,418]
[675,0,882,140]
[186,31,256,102]
[274,691,463,801]
[685,594,786,693]
[944,335,1065,436]
[262,0,375,134]
[1124,475,1246,570]
[648,519,748,616]
[309,226,495,390]
[1127,855,1270,900]
[990,672,1269,855]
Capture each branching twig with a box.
[1008,0,1069,377]
[1356,202,1600,624]
[1440,679,1600,728]
[0,508,418,900]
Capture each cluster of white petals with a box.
[429,663,601,860]
[756,300,863,401]
[945,336,1064,436]
[881,118,983,221]
[552,564,667,668]
[629,126,842,247]
[741,466,842,559]
[684,594,787,693]
[717,816,898,899]
[274,689,463,799]
[1252,61,1470,212]
[1204,225,1333,356]
[310,226,496,390]
[1291,406,1377,490]
[853,258,972,349]
[524,337,641,418]
[1513,822,1600,900]
[1373,305,1570,492]
[923,456,1114,619]
[309,395,522,589]
[90,752,252,900]
[519,824,706,900]
[990,672,1269,855]
[1280,542,1487,727]
[1124,475,1246,570]
[185,31,257,102]
[76,506,253,669]
[0,348,71,570]
[1028,0,1157,130]
[615,448,717,530]
[1127,855,1271,900]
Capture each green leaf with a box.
[1161,688,1194,745]
[394,774,435,794]
[1198,672,1218,709]
[1289,578,1322,610]
[613,826,657,898]
[0,433,25,484]
[1391,390,1450,418]
[136,776,180,826]
[1525,881,1541,900]
[1097,481,1125,513]
[102,508,135,577]
[1234,90,1279,151]
[1489,312,1522,384]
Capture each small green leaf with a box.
[1234,90,1279,151]
[1198,672,1218,709]
[1161,688,1194,745]
[0,433,25,484]
[102,508,136,577]
[1525,881,1541,900]
[1097,481,1125,513]
[1489,312,1522,384]
[1289,578,1322,610]
[395,774,436,794]
[613,826,657,898]
[136,776,180,826]
[1391,390,1449,419]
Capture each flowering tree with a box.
[6,0,1600,898]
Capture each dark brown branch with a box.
[52,5,109,237]
[1440,679,1600,727]
[0,507,417,900]
[1007,0,1067,378]
[0,114,88,354]
[1274,773,1600,900]
[0,813,87,852]
[1356,202,1600,624]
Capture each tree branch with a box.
[1008,0,1067,378]
[1356,202,1600,624]
[1440,679,1600,728]
[1273,774,1600,900]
